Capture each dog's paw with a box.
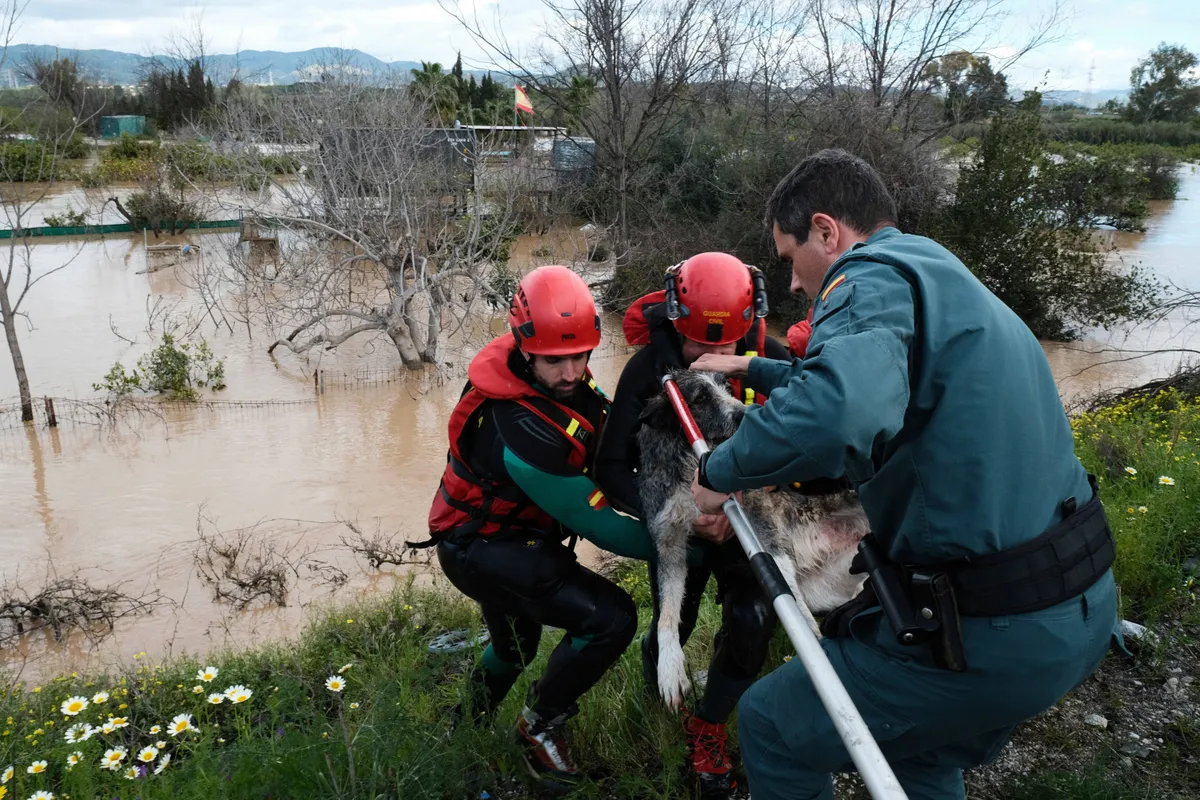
[656,643,690,711]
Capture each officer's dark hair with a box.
[765,148,898,242]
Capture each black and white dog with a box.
[637,369,869,709]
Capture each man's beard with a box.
[547,381,579,400]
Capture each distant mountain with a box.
[3,44,503,87]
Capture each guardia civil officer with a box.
[689,149,1119,800]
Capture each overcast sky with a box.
[16,0,1199,90]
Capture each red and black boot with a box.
[516,706,582,794]
[685,711,738,800]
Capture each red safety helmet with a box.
[668,252,757,345]
[508,265,602,355]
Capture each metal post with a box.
[660,375,907,800]
[44,396,57,428]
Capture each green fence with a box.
[0,219,244,240]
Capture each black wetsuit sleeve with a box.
[592,346,661,519]
[489,401,578,475]
[762,334,791,362]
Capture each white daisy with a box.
[92,691,110,704]
[196,667,219,682]
[154,753,171,774]
[167,714,195,737]
[325,676,345,692]
[224,685,252,704]
[137,747,158,764]
[101,747,127,770]
[59,696,89,716]
[206,693,224,705]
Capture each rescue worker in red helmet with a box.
[592,252,793,799]
[427,265,655,793]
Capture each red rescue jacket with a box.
[786,307,815,357]
[622,290,768,406]
[426,336,609,540]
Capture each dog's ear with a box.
[639,392,679,431]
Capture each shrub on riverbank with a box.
[936,97,1163,340]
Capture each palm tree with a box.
[563,76,595,133]
[409,62,459,125]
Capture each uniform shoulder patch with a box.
[820,274,846,302]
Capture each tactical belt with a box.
[822,476,1115,671]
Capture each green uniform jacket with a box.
[704,227,1093,565]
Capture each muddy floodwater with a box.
[2,168,1199,678]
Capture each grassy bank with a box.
[2,392,1198,800]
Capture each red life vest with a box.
[786,307,815,357]
[426,336,609,540]
[621,290,768,406]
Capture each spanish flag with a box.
[515,84,534,114]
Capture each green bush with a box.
[162,142,233,183]
[260,154,301,174]
[122,188,201,235]
[1044,141,1182,201]
[80,157,156,187]
[1047,119,1200,148]
[104,133,159,162]
[935,96,1162,340]
[43,207,88,227]
[0,140,62,181]
[93,333,226,401]
[60,132,90,160]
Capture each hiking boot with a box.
[515,706,581,794]
[684,712,737,800]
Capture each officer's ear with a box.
[639,393,679,432]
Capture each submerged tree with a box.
[0,0,92,423]
[204,63,526,369]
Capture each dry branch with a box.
[339,518,433,570]
[0,570,163,647]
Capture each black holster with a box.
[821,477,1115,673]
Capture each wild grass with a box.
[1071,387,1200,624]
[0,569,766,800]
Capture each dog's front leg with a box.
[651,496,696,711]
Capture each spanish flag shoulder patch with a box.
[820,274,847,302]
[587,489,609,510]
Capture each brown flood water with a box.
[2,168,1198,678]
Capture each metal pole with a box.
[660,375,907,800]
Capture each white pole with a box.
[661,375,906,800]
[721,499,906,799]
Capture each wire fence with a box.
[0,395,321,435]
[0,345,636,429]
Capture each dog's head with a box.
[640,369,747,445]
